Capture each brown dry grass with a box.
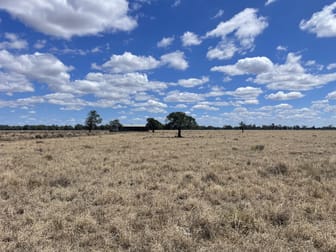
[1,130,336,251]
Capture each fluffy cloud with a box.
[211,56,273,75]
[327,63,336,70]
[34,40,47,49]
[0,92,90,110]
[207,41,238,60]
[157,36,175,48]
[206,8,268,60]
[276,45,287,51]
[0,96,44,108]
[181,32,202,46]
[192,103,219,111]
[73,72,167,101]
[44,93,90,110]
[0,50,72,92]
[0,0,137,39]
[132,99,167,113]
[226,86,262,105]
[326,91,336,100]
[0,33,27,50]
[260,103,294,111]
[177,76,209,88]
[212,53,336,91]
[266,91,304,101]
[300,2,336,38]
[0,72,34,93]
[96,51,189,73]
[164,91,203,103]
[99,52,160,73]
[160,51,188,70]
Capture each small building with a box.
[120,125,148,132]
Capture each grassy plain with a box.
[0,130,336,251]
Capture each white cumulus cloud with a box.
[300,2,336,38]
[0,33,28,50]
[266,91,304,101]
[181,31,202,47]
[326,91,336,100]
[211,56,274,75]
[206,8,268,60]
[0,50,72,92]
[157,36,175,48]
[100,52,160,73]
[164,91,203,103]
[226,86,262,105]
[177,76,209,88]
[212,53,336,91]
[0,72,34,93]
[0,0,137,39]
[160,51,188,70]
[73,72,167,102]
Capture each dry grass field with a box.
[1,130,336,251]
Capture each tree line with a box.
[1,110,335,133]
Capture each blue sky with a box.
[0,0,336,127]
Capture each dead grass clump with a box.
[269,209,290,227]
[93,191,123,206]
[266,163,289,176]
[49,176,71,188]
[302,159,336,180]
[75,215,97,234]
[190,214,216,241]
[230,210,260,235]
[251,144,265,151]
[44,154,53,161]
[109,225,130,249]
[27,177,43,190]
[162,235,194,252]
[0,191,9,200]
[201,172,220,184]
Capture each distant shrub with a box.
[251,145,265,151]
[49,176,71,188]
[202,172,220,184]
[267,163,288,175]
[270,210,290,226]
[259,163,289,177]
[44,154,53,161]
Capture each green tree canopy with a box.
[109,119,123,132]
[146,118,163,133]
[85,110,102,132]
[166,112,198,137]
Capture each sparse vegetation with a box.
[1,130,336,251]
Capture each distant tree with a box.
[239,121,245,133]
[166,112,198,137]
[74,124,84,130]
[85,110,102,132]
[146,118,163,133]
[223,125,233,130]
[109,119,122,132]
